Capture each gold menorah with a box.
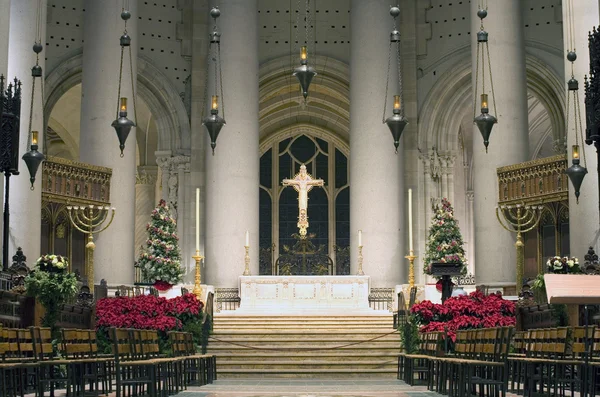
[66,205,116,294]
[496,203,543,295]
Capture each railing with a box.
[42,155,112,205]
[368,287,394,311]
[215,288,240,313]
[497,154,568,205]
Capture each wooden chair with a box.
[0,327,27,397]
[31,326,78,397]
[402,331,444,387]
[111,328,158,397]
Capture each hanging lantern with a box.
[293,46,317,100]
[111,98,135,157]
[202,7,226,155]
[473,6,498,152]
[382,6,408,153]
[292,1,317,100]
[22,131,44,189]
[22,41,45,188]
[565,145,587,202]
[111,9,137,157]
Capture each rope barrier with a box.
[207,329,400,352]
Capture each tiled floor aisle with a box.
[178,379,443,397]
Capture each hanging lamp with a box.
[382,6,408,154]
[22,2,46,189]
[202,7,226,155]
[293,0,317,101]
[111,6,137,157]
[563,0,588,202]
[473,1,498,152]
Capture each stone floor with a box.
[177,379,442,397]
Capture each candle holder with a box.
[357,245,365,276]
[192,250,204,301]
[405,250,417,288]
[243,245,251,276]
[66,205,116,294]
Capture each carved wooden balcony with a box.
[497,154,568,206]
[42,156,112,206]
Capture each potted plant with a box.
[423,198,467,302]
[25,254,79,336]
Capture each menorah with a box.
[496,203,543,295]
[66,205,116,293]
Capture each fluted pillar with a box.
[80,0,137,284]
[349,0,404,287]
[204,0,259,287]
[562,1,600,258]
[7,0,46,261]
[471,0,529,285]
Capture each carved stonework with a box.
[136,169,158,185]
[155,155,190,220]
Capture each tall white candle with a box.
[358,230,362,246]
[195,188,200,252]
[245,230,249,247]
[408,188,413,252]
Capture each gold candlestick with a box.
[192,250,204,300]
[405,250,417,288]
[66,205,115,294]
[357,245,365,276]
[243,245,250,276]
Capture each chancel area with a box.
[2,0,600,395]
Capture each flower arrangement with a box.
[36,254,69,273]
[410,291,515,342]
[137,200,184,287]
[423,198,467,276]
[95,293,205,353]
[545,256,581,274]
[25,254,79,335]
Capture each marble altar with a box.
[234,275,377,314]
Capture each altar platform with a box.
[226,275,388,315]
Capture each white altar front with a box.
[233,275,381,315]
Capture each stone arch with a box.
[418,55,566,156]
[44,51,190,155]
[259,55,350,146]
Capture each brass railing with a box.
[42,156,112,205]
[497,154,568,205]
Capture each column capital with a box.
[136,166,158,185]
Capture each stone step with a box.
[215,353,400,362]
[216,368,398,379]
[213,316,392,322]
[219,360,398,370]
[211,330,399,337]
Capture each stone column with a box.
[135,166,157,259]
[471,0,529,286]
[0,0,10,77]
[562,1,600,258]
[155,151,172,202]
[7,0,46,261]
[80,0,137,284]
[349,0,404,287]
[205,0,260,287]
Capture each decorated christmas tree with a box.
[137,199,184,289]
[423,198,467,276]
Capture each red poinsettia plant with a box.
[95,292,206,354]
[96,293,203,331]
[410,291,515,342]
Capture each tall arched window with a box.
[259,132,350,275]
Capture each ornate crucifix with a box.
[282,164,324,237]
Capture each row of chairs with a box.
[399,327,514,397]
[0,326,216,397]
[509,326,600,397]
